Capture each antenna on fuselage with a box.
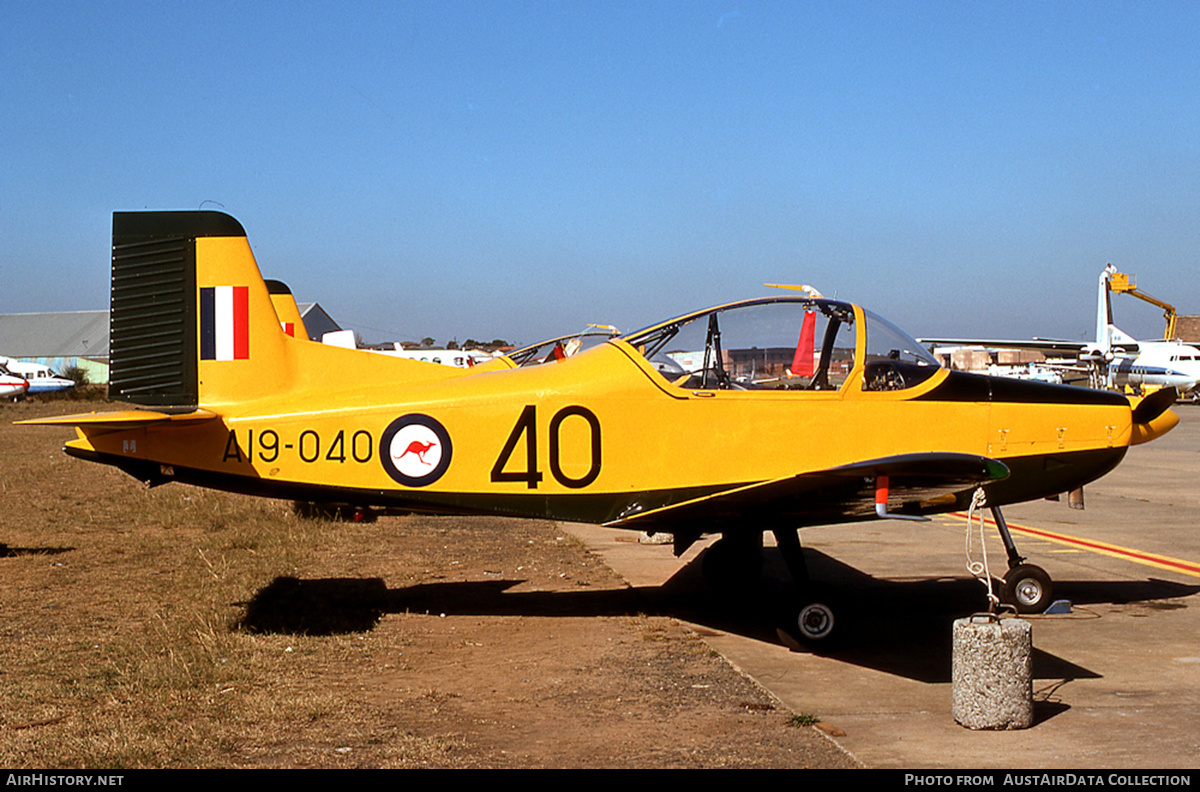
[765,283,823,298]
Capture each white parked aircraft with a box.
[0,362,29,399]
[921,265,1200,398]
[320,330,490,368]
[0,357,76,396]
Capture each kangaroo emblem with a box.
[397,440,437,465]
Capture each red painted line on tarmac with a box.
[950,513,1200,578]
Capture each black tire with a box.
[1002,564,1053,614]
[796,600,836,642]
[778,585,841,649]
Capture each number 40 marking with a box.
[490,405,601,489]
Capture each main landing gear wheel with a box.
[768,527,843,649]
[778,585,842,650]
[796,599,836,642]
[1002,563,1053,614]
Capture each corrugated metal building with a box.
[1,304,341,385]
[0,310,110,383]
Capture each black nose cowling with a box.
[918,370,1133,507]
[983,445,1128,507]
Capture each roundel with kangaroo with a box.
[380,414,453,487]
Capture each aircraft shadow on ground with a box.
[0,543,74,558]
[236,547,1198,686]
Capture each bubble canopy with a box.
[619,297,940,392]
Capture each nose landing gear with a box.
[991,507,1054,614]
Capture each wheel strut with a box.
[771,527,842,647]
[772,526,811,587]
[989,506,1025,570]
[989,506,1054,613]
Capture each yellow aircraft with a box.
[24,211,1180,645]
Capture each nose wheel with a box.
[1002,562,1053,614]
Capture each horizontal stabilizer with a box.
[16,409,218,428]
[604,452,1009,532]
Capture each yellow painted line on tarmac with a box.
[951,513,1200,579]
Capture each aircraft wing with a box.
[917,337,1094,354]
[918,337,1145,359]
[604,453,1009,532]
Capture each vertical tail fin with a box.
[266,280,308,340]
[109,211,293,410]
[1096,263,1116,355]
[1096,263,1139,349]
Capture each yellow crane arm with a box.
[1108,271,1177,340]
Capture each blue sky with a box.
[3,1,1199,347]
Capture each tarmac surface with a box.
[560,405,1200,769]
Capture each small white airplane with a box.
[0,357,76,396]
[921,265,1200,398]
[319,330,490,369]
[986,361,1065,385]
[0,362,29,399]
[373,344,488,369]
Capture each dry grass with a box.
[0,401,466,767]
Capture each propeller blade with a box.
[1132,387,1177,424]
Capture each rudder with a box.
[109,211,293,410]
